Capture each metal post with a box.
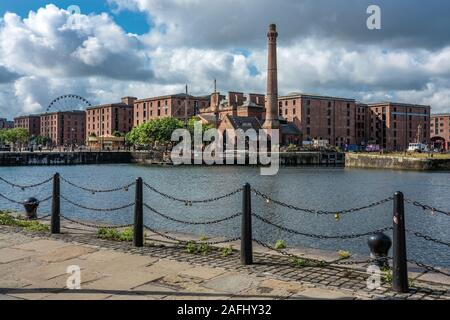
[133,177,144,247]
[393,191,409,293]
[241,183,253,265]
[51,173,60,234]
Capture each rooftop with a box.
[280,92,355,102]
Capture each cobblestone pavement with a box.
[0,225,449,300]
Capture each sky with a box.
[0,0,450,118]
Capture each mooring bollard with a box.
[241,183,253,265]
[51,173,60,234]
[393,191,409,293]
[23,197,39,220]
[133,177,144,247]
[368,232,392,268]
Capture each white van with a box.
[408,143,429,153]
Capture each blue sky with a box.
[0,0,150,34]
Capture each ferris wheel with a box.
[46,94,91,113]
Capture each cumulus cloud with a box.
[1,1,450,118]
[0,4,153,81]
[110,0,450,49]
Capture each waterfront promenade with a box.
[0,219,449,300]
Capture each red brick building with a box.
[199,92,266,124]
[133,94,211,126]
[0,118,14,129]
[430,113,450,151]
[14,115,41,136]
[40,111,86,147]
[278,93,356,147]
[367,102,430,151]
[86,99,135,136]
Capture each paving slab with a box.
[179,266,227,280]
[12,239,71,253]
[290,287,356,300]
[83,270,162,291]
[0,248,37,264]
[37,245,97,263]
[202,273,257,294]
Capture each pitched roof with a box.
[226,115,261,131]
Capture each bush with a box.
[338,250,351,260]
[0,212,49,232]
[185,241,211,255]
[97,227,134,242]
[221,245,234,257]
[275,239,287,250]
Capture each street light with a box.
[71,127,75,152]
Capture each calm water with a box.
[0,165,449,267]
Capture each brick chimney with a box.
[262,24,280,130]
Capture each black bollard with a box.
[133,177,144,247]
[241,183,253,265]
[393,191,409,293]
[23,197,39,220]
[51,173,60,234]
[368,232,392,268]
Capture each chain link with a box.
[253,239,376,266]
[143,182,242,205]
[252,188,393,215]
[253,213,392,239]
[405,199,450,217]
[60,176,135,194]
[0,176,53,189]
[144,203,241,225]
[16,214,51,221]
[0,193,52,205]
[406,229,450,248]
[408,259,450,277]
[144,225,240,245]
[61,215,133,229]
[60,194,135,212]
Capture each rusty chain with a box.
[405,199,450,217]
[60,176,135,194]
[0,193,52,206]
[144,203,241,225]
[253,213,392,239]
[407,259,450,277]
[253,239,377,266]
[143,182,242,205]
[144,224,240,245]
[0,176,53,189]
[406,229,450,248]
[61,215,133,229]
[60,194,134,212]
[251,188,393,215]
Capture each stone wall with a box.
[0,152,132,166]
[345,153,450,170]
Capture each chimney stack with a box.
[263,23,280,130]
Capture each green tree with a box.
[126,117,185,147]
[33,135,51,146]
[1,128,29,151]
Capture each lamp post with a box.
[71,127,75,152]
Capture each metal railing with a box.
[0,172,449,294]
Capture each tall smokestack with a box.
[263,23,280,130]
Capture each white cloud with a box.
[1,2,450,119]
